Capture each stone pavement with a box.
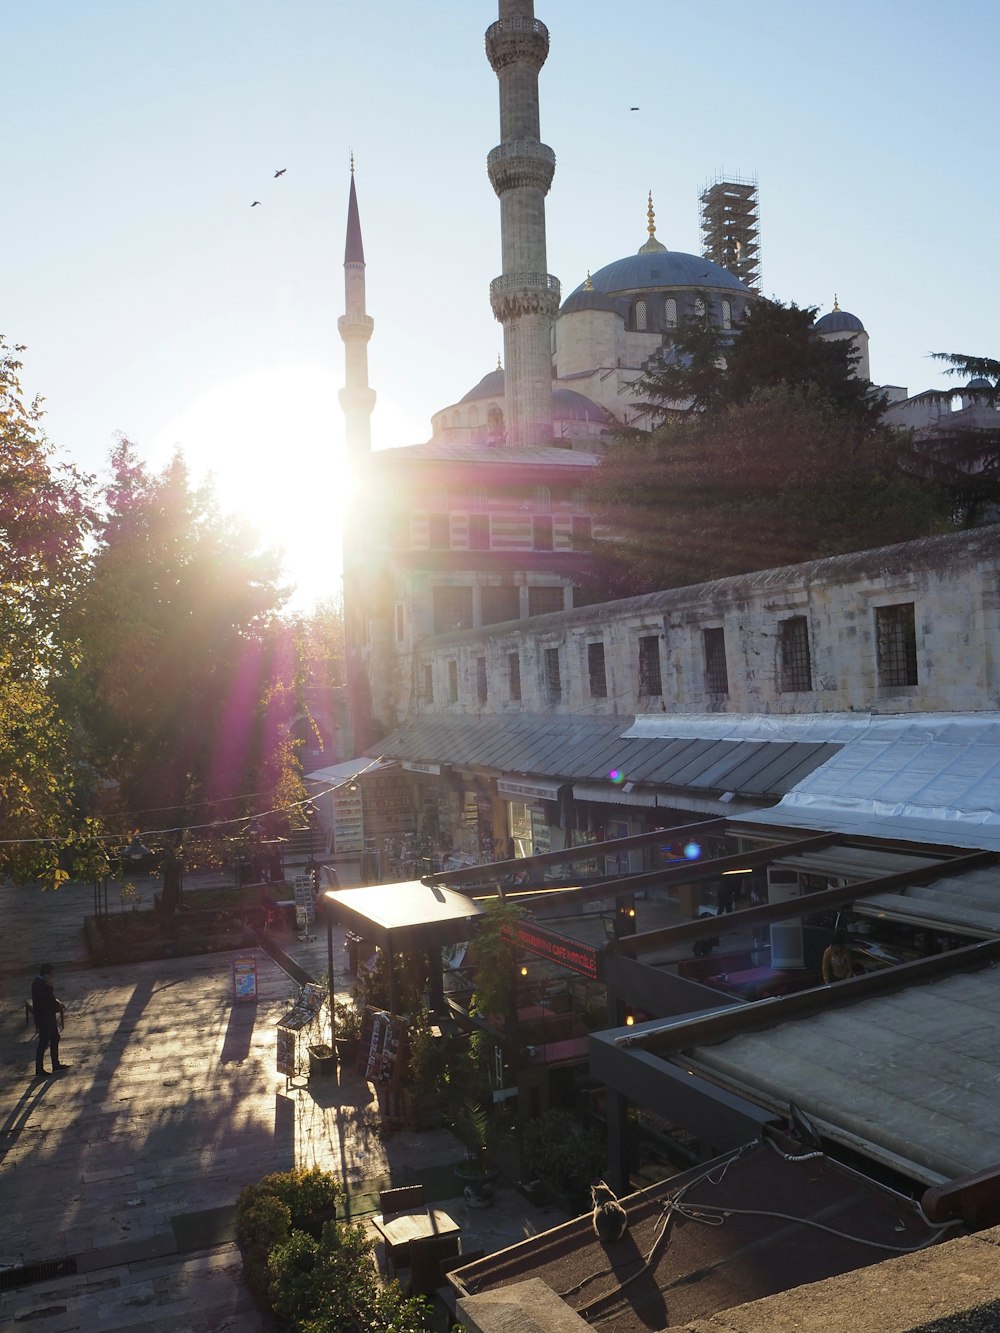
[0,868,569,1331]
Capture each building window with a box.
[545,647,562,701]
[588,642,607,698]
[447,660,458,703]
[428,513,450,549]
[633,298,648,331]
[481,584,520,626]
[433,585,473,635]
[571,515,592,547]
[508,651,522,701]
[487,404,504,443]
[638,634,662,697]
[476,656,488,704]
[664,297,677,328]
[693,296,706,320]
[395,604,405,642]
[721,298,732,330]
[469,484,488,511]
[779,616,812,692]
[533,515,554,551]
[422,664,433,704]
[533,485,551,511]
[529,586,564,617]
[468,513,490,550]
[876,603,918,687]
[703,626,729,694]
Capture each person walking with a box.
[31,962,67,1077]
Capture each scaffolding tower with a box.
[700,175,761,292]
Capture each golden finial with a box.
[584,270,593,290]
[647,191,656,239]
[638,191,667,253]
[350,151,355,175]
[496,353,502,371]
[833,293,840,311]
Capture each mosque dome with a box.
[458,367,606,423]
[815,305,865,335]
[565,192,749,305]
[966,376,993,391]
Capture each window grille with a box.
[588,642,608,698]
[779,616,812,692]
[876,603,918,686]
[468,514,490,550]
[664,297,677,328]
[427,513,450,549]
[529,586,564,616]
[481,584,520,626]
[545,647,562,701]
[722,299,732,329]
[476,656,488,704]
[634,298,648,331]
[447,661,458,703]
[572,515,592,547]
[638,635,662,697]
[703,627,729,694]
[433,586,473,635]
[508,652,521,701]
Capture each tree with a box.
[0,337,93,883]
[930,351,999,396]
[61,438,292,906]
[632,297,881,427]
[907,351,1000,525]
[587,385,949,596]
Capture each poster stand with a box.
[276,982,327,1089]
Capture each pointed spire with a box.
[584,270,593,290]
[833,293,841,311]
[638,190,667,253]
[345,159,365,265]
[496,353,502,371]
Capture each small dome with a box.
[460,368,505,402]
[457,368,606,423]
[560,287,622,316]
[553,386,609,422]
[815,308,865,334]
[966,376,992,391]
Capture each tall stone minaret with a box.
[338,160,376,458]
[486,1,559,448]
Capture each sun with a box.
[153,366,350,610]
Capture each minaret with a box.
[485,1,559,448]
[338,159,376,458]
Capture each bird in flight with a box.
[251,200,261,207]
[274,168,286,177]
[630,106,640,111]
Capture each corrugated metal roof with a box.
[687,964,1000,1184]
[857,865,1000,938]
[733,715,1000,852]
[374,714,837,803]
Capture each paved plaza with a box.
[0,869,567,1331]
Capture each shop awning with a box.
[321,880,484,950]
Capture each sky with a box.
[6,1,998,610]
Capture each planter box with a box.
[308,1045,337,1078]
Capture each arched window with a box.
[487,404,504,443]
[721,299,732,330]
[534,485,551,511]
[693,297,706,320]
[664,297,677,328]
[467,405,480,428]
[633,298,648,331]
[469,484,488,511]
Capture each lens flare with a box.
[608,769,625,785]
[683,841,702,860]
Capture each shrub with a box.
[234,1189,292,1309]
[520,1109,607,1207]
[258,1166,343,1236]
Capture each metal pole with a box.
[326,906,337,1049]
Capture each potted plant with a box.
[453,1102,504,1206]
[332,996,363,1067]
[401,1010,447,1129]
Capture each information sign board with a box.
[232,955,258,1002]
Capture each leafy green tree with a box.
[908,351,1000,526]
[588,385,949,595]
[0,337,93,883]
[61,438,291,906]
